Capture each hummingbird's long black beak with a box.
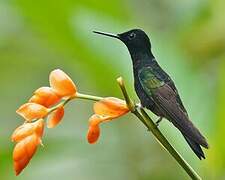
[93,30,119,39]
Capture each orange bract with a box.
[11,119,44,142]
[13,134,40,175]
[47,106,64,128]
[87,125,100,144]
[34,119,45,138]
[94,97,129,117]
[87,115,102,144]
[49,69,77,97]
[16,103,48,121]
[29,87,61,108]
[12,123,34,142]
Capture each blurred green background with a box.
[0,0,225,179]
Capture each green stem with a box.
[48,93,102,114]
[117,77,148,127]
[76,92,103,101]
[139,108,201,180]
[48,96,75,114]
[117,76,201,180]
[117,77,135,112]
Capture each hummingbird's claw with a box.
[156,117,163,127]
[135,103,143,109]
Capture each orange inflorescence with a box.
[13,69,130,175]
[47,106,64,128]
[13,69,78,175]
[49,69,77,97]
[12,119,44,175]
[87,97,129,144]
[29,87,61,108]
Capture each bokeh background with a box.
[0,0,225,179]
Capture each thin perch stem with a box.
[116,76,201,180]
[139,108,201,180]
[117,77,136,112]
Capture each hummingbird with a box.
[93,29,209,159]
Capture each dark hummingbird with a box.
[93,29,209,159]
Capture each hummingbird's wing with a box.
[149,60,188,114]
[138,67,208,149]
[151,84,208,148]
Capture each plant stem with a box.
[116,77,201,180]
[48,96,75,114]
[76,92,103,101]
[48,93,103,115]
[139,108,201,180]
[117,77,135,112]
[117,77,148,127]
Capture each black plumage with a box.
[94,29,209,159]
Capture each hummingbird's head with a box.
[118,29,151,52]
[93,29,152,55]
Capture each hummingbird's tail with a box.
[182,134,206,160]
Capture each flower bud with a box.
[16,103,48,122]
[49,69,77,97]
[47,106,64,128]
[13,134,40,175]
[29,87,61,107]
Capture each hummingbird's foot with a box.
[135,103,143,109]
[156,117,163,127]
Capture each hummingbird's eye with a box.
[128,32,136,40]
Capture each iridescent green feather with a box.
[138,67,165,95]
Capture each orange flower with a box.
[87,114,113,144]
[94,97,129,117]
[29,87,61,108]
[11,119,44,142]
[16,103,48,122]
[49,69,77,97]
[13,134,40,175]
[87,115,103,144]
[47,106,64,128]
[87,97,129,144]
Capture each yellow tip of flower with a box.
[116,76,123,85]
